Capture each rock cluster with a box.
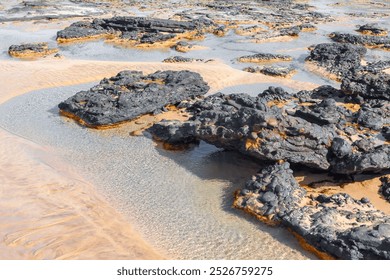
[234,162,390,260]
[306,43,366,79]
[58,70,210,127]
[356,23,388,36]
[8,42,58,58]
[56,16,217,46]
[143,67,390,258]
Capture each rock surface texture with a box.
[8,43,58,58]
[58,70,210,127]
[56,16,216,46]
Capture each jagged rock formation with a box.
[330,32,390,50]
[234,162,390,260]
[58,70,209,127]
[148,81,390,175]
[380,177,390,202]
[357,23,388,36]
[56,16,216,46]
[8,42,58,58]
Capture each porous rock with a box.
[58,70,210,127]
[8,42,58,58]
[234,162,390,260]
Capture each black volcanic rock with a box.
[57,16,216,43]
[330,32,390,50]
[149,85,390,175]
[357,23,388,36]
[162,56,204,63]
[380,177,390,202]
[243,65,295,77]
[341,72,390,100]
[238,52,292,62]
[306,43,366,78]
[234,162,390,260]
[8,42,58,58]
[58,70,209,127]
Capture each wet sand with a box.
[0,128,161,259]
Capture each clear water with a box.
[0,84,315,259]
[1,0,390,259]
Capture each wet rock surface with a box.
[58,70,210,127]
[330,32,390,50]
[243,65,296,77]
[357,23,388,36]
[57,16,215,45]
[234,162,390,260]
[306,43,366,79]
[380,177,390,202]
[162,56,205,63]
[148,83,390,175]
[238,53,292,63]
[8,43,58,58]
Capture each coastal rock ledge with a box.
[58,70,209,127]
[59,68,390,259]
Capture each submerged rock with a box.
[8,42,58,58]
[148,85,390,174]
[234,162,390,260]
[58,70,210,127]
[243,65,296,77]
[238,52,292,63]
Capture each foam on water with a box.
[0,83,315,259]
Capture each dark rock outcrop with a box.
[234,162,390,260]
[306,43,366,78]
[148,85,390,175]
[8,42,58,58]
[330,32,390,50]
[57,16,216,44]
[238,52,292,63]
[357,23,388,36]
[162,56,204,63]
[58,70,209,127]
[243,65,295,77]
[341,72,390,100]
[380,177,390,202]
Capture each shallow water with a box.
[0,83,315,259]
[1,0,390,260]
